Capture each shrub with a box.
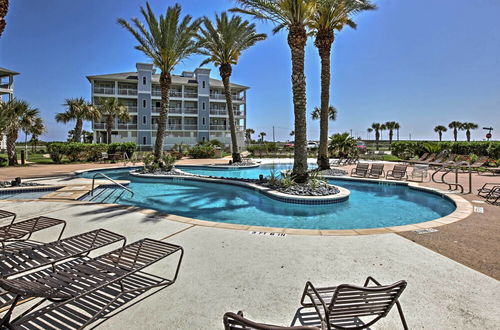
[188,144,216,158]
[47,142,68,164]
[86,144,108,161]
[107,142,137,158]
[391,141,500,159]
[161,153,176,171]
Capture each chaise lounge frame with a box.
[224,311,320,330]
[300,277,408,330]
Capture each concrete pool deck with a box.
[0,200,498,329]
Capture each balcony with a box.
[117,124,138,130]
[118,88,138,96]
[170,91,182,98]
[210,94,245,101]
[152,106,182,113]
[209,125,227,131]
[209,109,244,116]
[183,124,198,130]
[184,107,198,114]
[94,123,106,129]
[183,92,198,98]
[93,87,115,95]
[168,124,183,130]
[126,106,137,113]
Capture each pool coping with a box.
[2,166,474,236]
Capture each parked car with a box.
[356,141,367,154]
[283,143,294,149]
[307,141,318,149]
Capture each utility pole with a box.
[272,126,275,143]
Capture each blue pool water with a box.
[177,163,307,179]
[80,165,456,230]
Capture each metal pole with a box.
[468,165,472,194]
[273,126,275,143]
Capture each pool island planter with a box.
[129,171,350,205]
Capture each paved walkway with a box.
[0,201,498,329]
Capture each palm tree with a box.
[384,121,398,145]
[198,13,266,163]
[231,0,316,183]
[394,122,400,141]
[55,97,100,143]
[95,98,129,144]
[448,121,462,142]
[118,3,201,163]
[0,0,8,37]
[434,125,447,141]
[380,123,387,141]
[311,105,337,121]
[310,0,375,170]
[245,128,255,145]
[329,132,356,158]
[367,127,373,140]
[290,130,295,137]
[0,99,41,165]
[259,131,266,142]
[371,123,381,150]
[27,117,45,153]
[461,122,478,142]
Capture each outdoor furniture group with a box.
[350,163,410,181]
[0,209,183,329]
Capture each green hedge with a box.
[47,142,136,164]
[391,141,500,159]
[188,144,216,159]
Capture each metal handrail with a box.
[91,172,134,197]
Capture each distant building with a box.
[87,63,248,150]
[0,67,19,150]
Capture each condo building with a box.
[87,63,248,150]
[0,67,19,150]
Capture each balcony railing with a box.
[210,94,245,101]
[184,107,198,114]
[209,109,244,116]
[94,123,106,129]
[170,91,182,97]
[126,106,137,112]
[168,124,183,130]
[93,87,115,95]
[183,124,198,130]
[118,88,138,96]
[183,92,198,98]
[209,125,227,131]
[117,124,138,130]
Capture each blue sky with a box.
[1,0,499,142]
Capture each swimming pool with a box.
[177,163,313,179]
[79,165,456,230]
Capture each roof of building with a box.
[0,67,20,77]
[86,71,249,89]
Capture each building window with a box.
[202,81,205,88]
[143,100,146,108]
[202,117,205,125]
[202,102,205,110]
[143,77,146,85]
[143,116,146,124]
[143,136,147,145]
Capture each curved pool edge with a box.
[4,167,473,236]
[130,171,350,205]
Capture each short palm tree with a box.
[26,116,45,153]
[0,0,8,37]
[55,97,100,143]
[118,3,201,163]
[434,125,447,141]
[394,122,400,141]
[371,122,382,150]
[245,128,255,145]
[290,130,295,137]
[329,132,355,158]
[461,122,478,142]
[448,121,462,142]
[367,127,373,140]
[231,0,316,183]
[310,0,375,170]
[0,99,41,166]
[197,12,266,163]
[384,121,398,145]
[96,98,129,144]
[259,131,266,142]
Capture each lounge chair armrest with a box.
[300,281,328,314]
[363,276,382,287]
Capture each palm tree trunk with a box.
[6,128,17,166]
[315,31,333,170]
[288,25,308,183]
[453,129,457,142]
[439,132,442,141]
[466,130,471,142]
[0,0,8,37]
[106,115,113,144]
[389,130,393,145]
[74,118,83,142]
[375,131,380,151]
[154,71,171,163]
[220,64,241,163]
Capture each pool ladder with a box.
[91,172,134,197]
[431,165,468,194]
